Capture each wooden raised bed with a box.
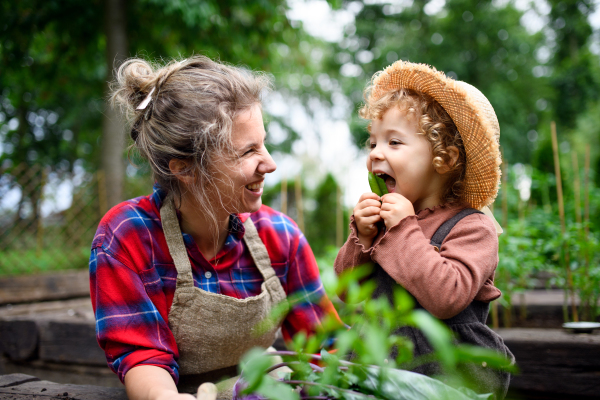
[0,271,89,305]
[2,272,600,399]
[0,373,126,400]
[500,328,600,400]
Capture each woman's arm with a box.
[125,366,195,400]
[90,242,179,384]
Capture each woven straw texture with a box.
[371,61,502,209]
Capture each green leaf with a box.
[255,377,300,400]
[358,365,492,400]
[239,348,274,394]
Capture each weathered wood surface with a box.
[1,359,121,388]
[0,299,104,366]
[491,289,600,328]
[499,328,600,398]
[0,271,89,305]
[0,374,126,400]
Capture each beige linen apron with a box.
[160,197,288,398]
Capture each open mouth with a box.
[245,181,264,193]
[375,172,396,193]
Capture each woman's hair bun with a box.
[111,59,157,119]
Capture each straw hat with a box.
[370,60,501,210]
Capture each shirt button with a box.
[204,271,212,279]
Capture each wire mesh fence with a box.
[0,164,106,276]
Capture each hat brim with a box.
[371,61,501,209]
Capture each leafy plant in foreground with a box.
[239,265,515,400]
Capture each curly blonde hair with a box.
[359,88,466,205]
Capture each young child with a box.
[334,61,514,398]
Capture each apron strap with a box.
[160,196,195,288]
[243,218,287,302]
[242,218,276,281]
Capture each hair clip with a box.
[137,87,156,110]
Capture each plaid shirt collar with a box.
[151,183,248,241]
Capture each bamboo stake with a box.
[36,168,47,258]
[295,175,304,233]
[551,123,565,233]
[336,183,344,248]
[571,151,581,224]
[494,150,509,329]
[550,122,578,322]
[584,146,590,238]
[583,146,591,320]
[281,176,288,215]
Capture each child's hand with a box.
[353,192,382,248]
[380,193,415,229]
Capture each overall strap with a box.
[160,196,195,288]
[429,207,488,325]
[429,208,483,249]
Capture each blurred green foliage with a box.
[321,0,599,166]
[494,159,600,323]
[0,0,325,173]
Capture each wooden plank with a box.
[0,270,89,305]
[0,377,127,400]
[498,328,600,398]
[38,321,105,366]
[0,374,39,388]
[0,299,93,320]
[2,360,120,388]
[0,299,102,365]
[0,320,38,361]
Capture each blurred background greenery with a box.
[1,0,600,322]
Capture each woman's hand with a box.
[353,192,382,248]
[380,193,415,229]
[125,365,196,400]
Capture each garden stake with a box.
[498,148,509,328]
[583,146,591,319]
[36,168,48,258]
[336,184,343,248]
[551,121,578,322]
[584,146,590,238]
[501,150,508,228]
[295,175,305,233]
[571,151,581,224]
[281,176,288,215]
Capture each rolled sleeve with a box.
[90,246,179,383]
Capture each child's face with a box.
[367,106,445,211]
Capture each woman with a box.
[90,56,339,400]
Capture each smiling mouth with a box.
[245,181,264,192]
[375,172,396,193]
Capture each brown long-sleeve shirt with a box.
[334,203,501,319]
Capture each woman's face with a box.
[212,104,276,214]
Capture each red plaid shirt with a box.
[90,185,338,383]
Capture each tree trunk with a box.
[101,0,128,210]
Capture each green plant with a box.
[238,266,515,400]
